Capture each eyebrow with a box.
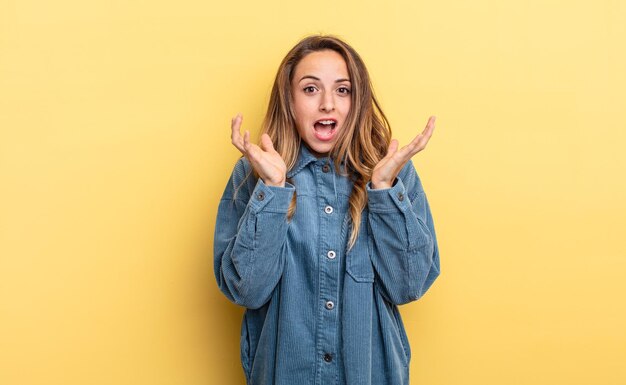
[298,75,351,83]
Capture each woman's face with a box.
[291,49,352,158]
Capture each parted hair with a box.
[258,34,392,249]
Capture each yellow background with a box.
[1,0,625,384]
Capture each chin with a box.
[306,142,334,157]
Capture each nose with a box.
[319,91,335,112]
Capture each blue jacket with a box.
[214,142,441,385]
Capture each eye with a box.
[303,86,317,93]
[338,86,351,95]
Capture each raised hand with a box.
[371,116,436,190]
[231,113,287,187]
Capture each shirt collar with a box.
[286,141,350,178]
[286,142,325,178]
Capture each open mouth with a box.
[313,119,337,141]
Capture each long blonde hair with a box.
[258,34,392,250]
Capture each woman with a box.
[214,34,440,385]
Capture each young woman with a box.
[214,34,440,385]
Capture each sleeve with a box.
[213,157,295,309]
[366,159,441,305]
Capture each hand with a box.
[371,116,436,190]
[231,113,287,187]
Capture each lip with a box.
[314,118,337,124]
[312,118,338,142]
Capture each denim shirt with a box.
[214,143,440,385]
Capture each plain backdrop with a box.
[1,0,625,384]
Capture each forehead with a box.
[293,50,349,80]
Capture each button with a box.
[322,164,330,173]
[397,193,404,201]
[323,353,333,362]
[325,301,334,310]
[327,250,336,259]
[257,192,265,201]
[324,206,333,214]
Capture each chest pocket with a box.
[345,213,375,282]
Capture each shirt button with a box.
[322,164,330,173]
[324,205,333,214]
[325,301,335,310]
[327,250,336,259]
[257,192,265,201]
[323,353,333,362]
[397,193,404,201]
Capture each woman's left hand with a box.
[370,116,436,190]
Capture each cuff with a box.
[366,177,411,213]
[249,178,296,213]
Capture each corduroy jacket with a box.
[214,142,440,385]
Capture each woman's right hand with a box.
[231,113,287,187]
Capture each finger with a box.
[260,134,277,154]
[380,139,409,178]
[243,130,251,152]
[416,117,435,151]
[243,130,261,162]
[231,114,245,153]
[381,139,399,161]
[411,116,435,142]
[388,139,399,156]
[422,115,436,138]
[406,116,436,156]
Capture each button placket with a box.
[316,162,340,381]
